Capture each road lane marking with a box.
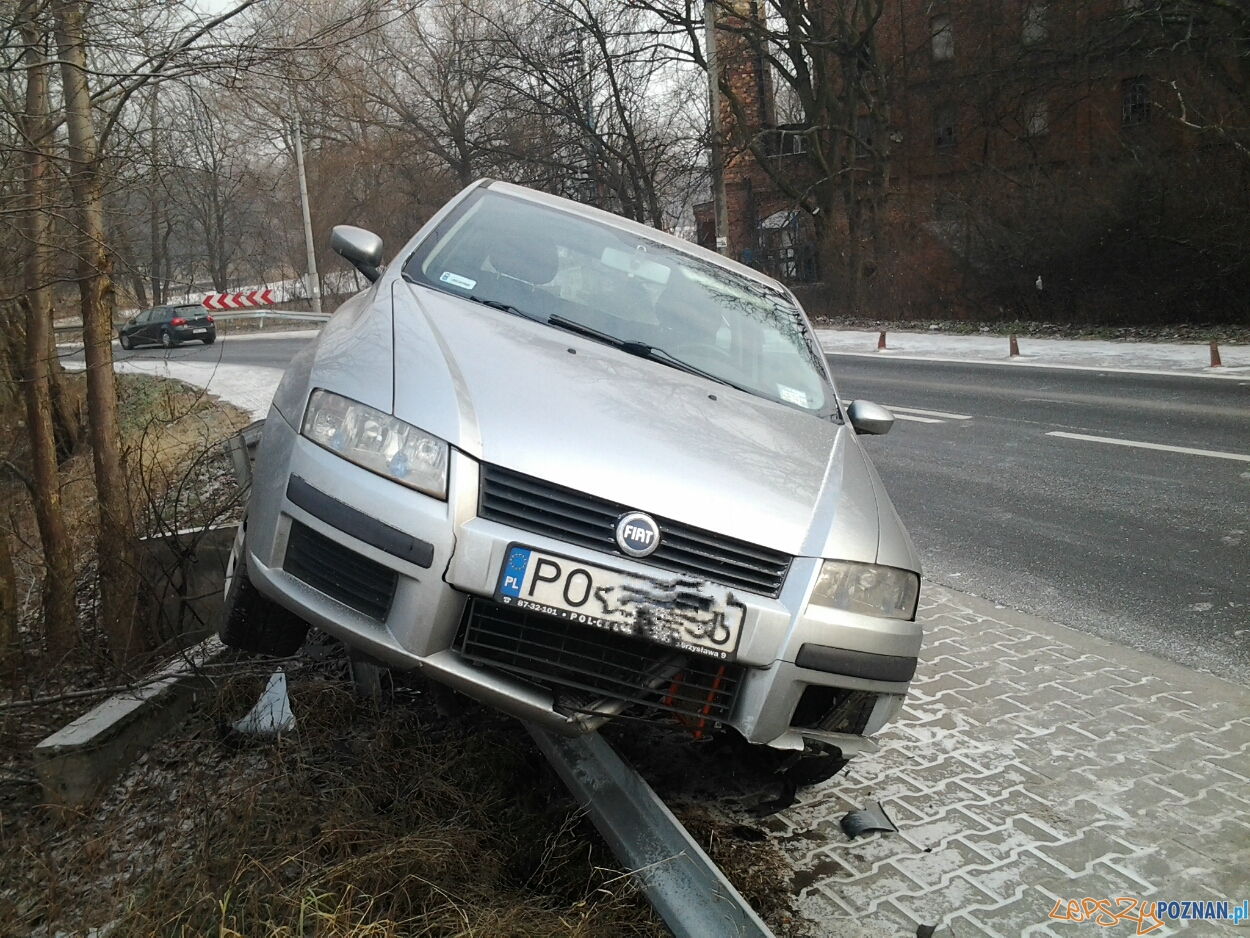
[892,413,945,424]
[886,405,973,420]
[1046,431,1250,462]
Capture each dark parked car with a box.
[119,303,216,349]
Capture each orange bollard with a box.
[1009,334,1020,357]
[878,331,886,350]
[1211,341,1223,368]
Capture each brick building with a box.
[696,0,1248,320]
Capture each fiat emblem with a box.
[616,512,661,558]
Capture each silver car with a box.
[221,180,921,760]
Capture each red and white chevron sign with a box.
[201,289,275,311]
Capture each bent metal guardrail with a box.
[527,725,777,938]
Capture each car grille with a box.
[478,464,792,597]
[456,598,742,724]
[283,520,397,621]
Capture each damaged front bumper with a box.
[244,407,920,749]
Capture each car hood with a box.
[389,281,882,560]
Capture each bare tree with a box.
[488,0,702,228]
[174,84,255,292]
[18,0,76,654]
[366,2,501,188]
[53,0,141,662]
[639,0,895,306]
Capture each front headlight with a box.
[809,560,920,621]
[301,389,449,499]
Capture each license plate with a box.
[193,328,207,334]
[495,545,745,660]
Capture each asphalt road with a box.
[89,335,1250,683]
[99,332,316,368]
[832,355,1250,685]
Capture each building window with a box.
[1024,96,1049,136]
[934,105,957,150]
[856,115,875,158]
[1122,77,1150,125]
[1022,3,1047,45]
[931,16,954,62]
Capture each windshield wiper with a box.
[642,344,752,394]
[546,315,747,393]
[469,295,541,321]
[547,314,638,350]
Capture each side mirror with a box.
[330,225,384,283]
[846,400,895,436]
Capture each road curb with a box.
[32,638,226,811]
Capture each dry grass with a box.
[1,660,668,938]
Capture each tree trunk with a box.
[20,2,78,656]
[54,0,141,666]
[0,519,18,673]
[46,340,85,460]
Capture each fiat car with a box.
[221,180,921,758]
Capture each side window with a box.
[934,105,957,150]
[1122,77,1150,125]
[930,16,954,62]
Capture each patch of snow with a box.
[64,359,284,420]
[818,329,1250,378]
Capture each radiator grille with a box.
[283,520,397,621]
[479,464,792,597]
[457,598,741,723]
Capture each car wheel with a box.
[219,519,309,656]
[161,330,175,348]
[119,333,132,350]
[202,336,215,345]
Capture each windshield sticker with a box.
[439,271,477,290]
[777,384,809,407]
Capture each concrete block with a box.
[32,638,224,809]
[136,526,236,649]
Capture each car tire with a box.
[219,519,309,656]
[119,333,132,350]
[202,336,215,345]
[161,330,175,348]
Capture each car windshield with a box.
[403,188,832,414]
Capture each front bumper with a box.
[246,407,920,748]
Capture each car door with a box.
[127,309,152,344]
[146,307,170,343]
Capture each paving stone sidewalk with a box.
[764,585,1250,936]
